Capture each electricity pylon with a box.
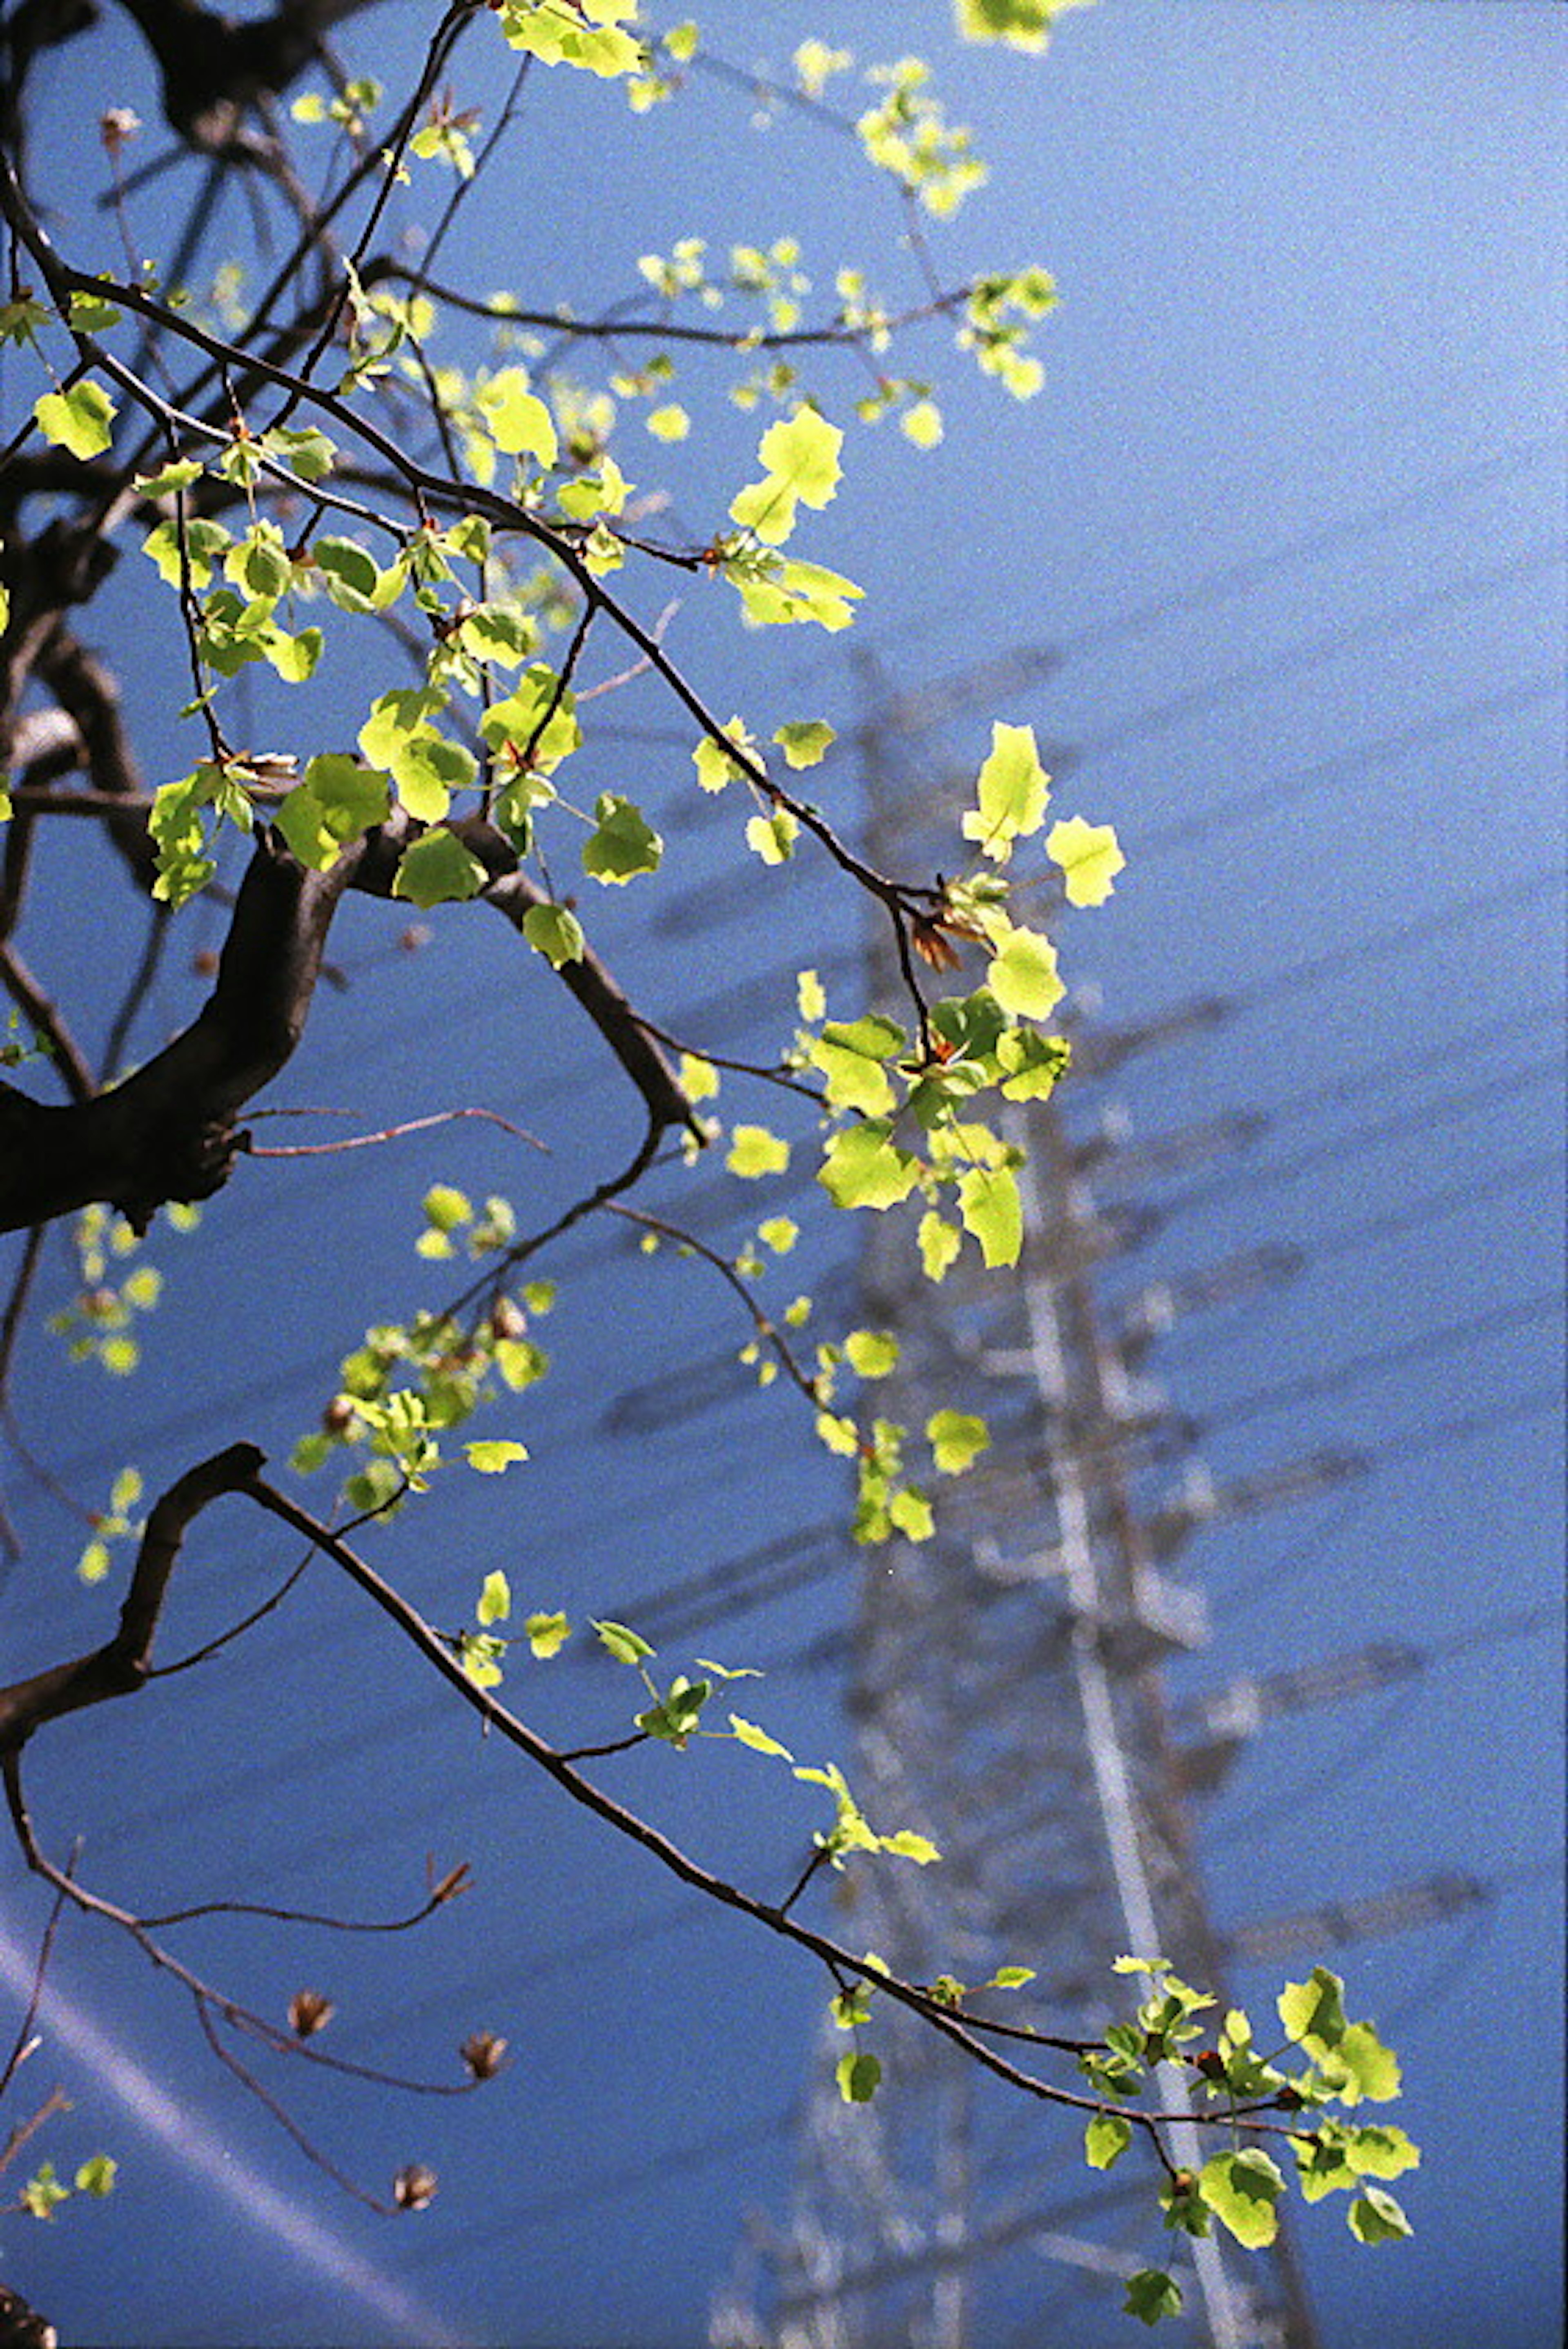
[711,670,1333,2349]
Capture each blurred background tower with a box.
[710,666,1333,2349]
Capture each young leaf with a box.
[961,721,1049,862]
[1123,2270,1183,2327]
[1084,2111,1131,2171]
[522,902,585,968]
[392,830,488,908]
[1047,813,1125,906]
[835,2050,882,2105]
[34,379,116,459]
[465,1441,530,1474]
[730,407,844,544]
[878,1827,940,1864]
[957,1164,1022,1267]
[729,1713,795,1761]
[927,1408,991,1474]
[727,1125,789,1179]
[526,1612,571,1659]
[809,1015,904,1116]
[594,1619,655,1665]
[477,1570,512,1624]
[1198,2149,1285,2249]
[582,792,663,884]
[476,370,559,466]
[987,924,1064,1020]
[1347,2187,1413,2245]
[818,1123,922,1211]
[773,719,836,769]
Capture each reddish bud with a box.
[460,2031,508,2082]
[288,1989,334,2040]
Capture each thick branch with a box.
[0,1441,263,1752]
[0,828,351,1233]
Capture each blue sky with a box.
[1,3,1562,2344]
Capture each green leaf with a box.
[1085,2111,1131,2171]
[733,556,863,632]
[274,759,391,870]
[360,686,447,769]
[1047,813,1125,906]
[1278,1966,1348,2055]
[390,732,477,824]
[526,1611,571,1658]
[879,1827,940,1864]
[459,1631,506,1688]
[998,1027,1071,1100]
[21,2162,69,2219]
[845,1329,900,1378]
[730,407,843,544]
[582,792,663,884]
[745,806,799,864]
[497,0,644,79]
[727,1125,789,1179]
[987,924,1064,1019]
[480,667,581,774]
[477,1569,512,1624]
[692,718,757,793]
[927,1408,991,1474]
[392,830,487,908]
[314,534,383,612]
[958,1164,1022,1267]
[773,719,836,769]
[1331,2022,1403,2106]
[887,1486,935,1540]
[918,1211,962,1282]
[594,1618,655,1665]
[476,369,559,465]
[521,901,585,968]
[835,2051,882,2105]
[74,2155,117,2197]
[729,1712,795,1761]
[465,1441,530,1475]
[637,1675,711,1744]
[423,1184,471,1233]
[261,623,323,684]
[1198,2149,1284,2249]
[810,1015,904,1116]
[1345,2125,1421,2181]
[34,379,116,460]
[262,424,337,482]
[818,1122,922,1211]
[1348,2187,1413,2244]
[961,720,1049,862]
[1123,2270,1183,2327]
[134,458,204,499]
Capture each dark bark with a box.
[0,811,696,1237]
[0,1442,263,1755]
[0,830,350,1233]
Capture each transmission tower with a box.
[711,667,1347,2349]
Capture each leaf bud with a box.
[488,1296,527,1343]
[288,1988,335,2039]
[393,2162,438,2211]
[460,2030,508,2082]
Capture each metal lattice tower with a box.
[712,675,1335,2349]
